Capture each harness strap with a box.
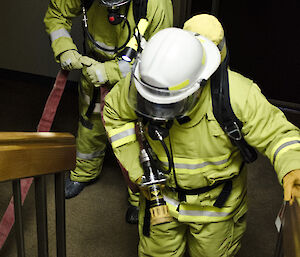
[80,115,93,129]
[173,162,245,208]
[79,86,101,129]
[85,87,100,118]
[175,182,221,202]
[143,199,151,237]
[213,180,232,208]
[0,69,69,250]
[211,52,257,164]
[133,0,148,25]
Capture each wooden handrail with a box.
[0,132,76,182]
[0,132,76,257]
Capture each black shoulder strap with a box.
[133,0,148,25]
[211,53,257,163]
[82,0,94,11]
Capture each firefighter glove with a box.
[82,61,108,86]
[283,169,300,205]
[60,50,84,70]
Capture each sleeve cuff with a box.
[51,37,78,62]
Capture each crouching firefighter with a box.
[103,15,300,257]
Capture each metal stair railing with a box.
[0,132,76,257]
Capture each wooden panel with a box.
[283,198,300,257]
[0,132,76,182]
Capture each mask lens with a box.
[128,76,201,121]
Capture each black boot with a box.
[65,177,91,199]
[125,205,139,224]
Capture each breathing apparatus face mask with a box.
[99,0,131,8]
[128,58,203,122]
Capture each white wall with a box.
[0,0,83,81]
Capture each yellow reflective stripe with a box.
[168,79,189,91]
[167,47,206,91]
[201,46,206,65]
[108,122,136,148]
[197,38,206,65]
[271,137,300,165]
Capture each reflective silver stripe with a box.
[83,95,101,113]
[163,195,230,217]
[163,195,178,207]
[50,28,71,42]
[273,140,300,165]
[110,128,136,143]
[95,69,106,83]
[217,37,226,52]
[84,94,91,103]
[163,158,229,170]
[77,150,105,160]
[94,40,115,54]
[179,209,230,217]
[118,60,131,78]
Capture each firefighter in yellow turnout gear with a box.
[44,0,173,223]
[103,14,300,256]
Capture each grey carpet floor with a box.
[0,153,283,257]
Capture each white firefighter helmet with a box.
[128,27,221,120]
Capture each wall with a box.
[191,0,300,105]
[1,0,300,106]
[0,0,82,81]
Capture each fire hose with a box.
[0,69,69,250]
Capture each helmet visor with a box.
[99,0,130,7]
[128,74,201,121]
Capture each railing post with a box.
[12,179,25,257]
[35,176,49,257]
[55,172,66,257]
